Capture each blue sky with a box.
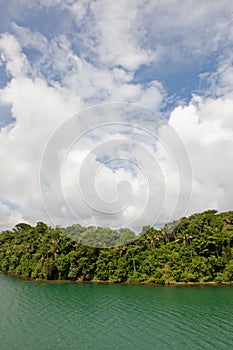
[0,0,233,232]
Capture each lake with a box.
[0,273,232,350]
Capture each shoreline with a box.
[1,272,232,286]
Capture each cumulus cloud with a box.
[169,94,233,213]
[0,29,165,230]
[0,0,233,233]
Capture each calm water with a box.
[0,274,232,350]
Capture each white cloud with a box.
[4,0,233,69]
[0,202,24,231]
[87,0,156,70]
[143,0,233,63]
[0,33,31,77]
[7,26,164,109]
[0,30,165,231]
[200,57,233,98]
[12,23,48,53]
[0,1,233,235]
[0,34,83,228]
[36,0,157,70]
[169,94,233,214]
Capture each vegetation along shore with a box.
[0,210,233,284]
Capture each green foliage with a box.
[0,210,233,283]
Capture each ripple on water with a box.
[0,275,233,350]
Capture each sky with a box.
[0,0,233,233]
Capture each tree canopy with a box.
[0,210,233,284]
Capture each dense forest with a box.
[0,210,233,284]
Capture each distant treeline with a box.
[0,210,233,283]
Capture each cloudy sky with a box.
[0,0,233,232]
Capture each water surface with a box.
[0,274,232,350]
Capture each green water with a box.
[0,274,232,350]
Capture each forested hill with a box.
[0,210,233,284]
